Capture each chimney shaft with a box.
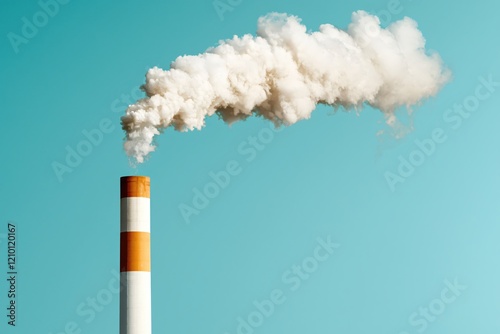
[120,176,151,334]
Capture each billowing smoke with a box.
[122,11,450,163]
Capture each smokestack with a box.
[120,176,151,334]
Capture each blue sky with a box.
[1,0,500,333]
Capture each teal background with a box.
[1,0,500,333]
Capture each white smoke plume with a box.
[122,11,450,163]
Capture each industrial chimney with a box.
[120,176,151,334]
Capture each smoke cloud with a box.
[122,11,450,163]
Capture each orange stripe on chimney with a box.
[120,232,151,272]
[121,176,150,198]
